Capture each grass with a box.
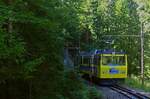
[125,75,150,92]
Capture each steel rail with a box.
[111,85,150,99]
[110,87,135,99]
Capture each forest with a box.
[0,0,150,99]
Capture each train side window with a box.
[102,56,112,65]
[94,56,99,65]
[94,58,97,65]
[118,56,125,65]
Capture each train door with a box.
[88,55,96,76]
[90,56,95,76]
[93,55,100,77]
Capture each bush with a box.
[125,75,150,92]
[60,70,102,99]
[88,87,102,99]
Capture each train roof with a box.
[79,49,126,56]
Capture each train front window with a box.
[102,56,125,66]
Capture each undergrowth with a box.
[125,75,150,92]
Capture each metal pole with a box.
[141,22,144,85]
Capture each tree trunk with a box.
[4,0,13,33]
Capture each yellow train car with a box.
[79,50,127,83]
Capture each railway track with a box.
[83,77,150,99]
[110,85,150,99]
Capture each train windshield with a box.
[102,56,126,66]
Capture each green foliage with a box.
[0,0,83,98]
[60,70,102,99]
[23,56,45,79]
[88,87,102,99]
[80,0,141,75]
[125,75,150,92]
[0,29,25,81]
[135,0,150,78]
[0,31,25,58]
[61,70,88,99]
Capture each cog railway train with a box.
[79,49,128,84]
